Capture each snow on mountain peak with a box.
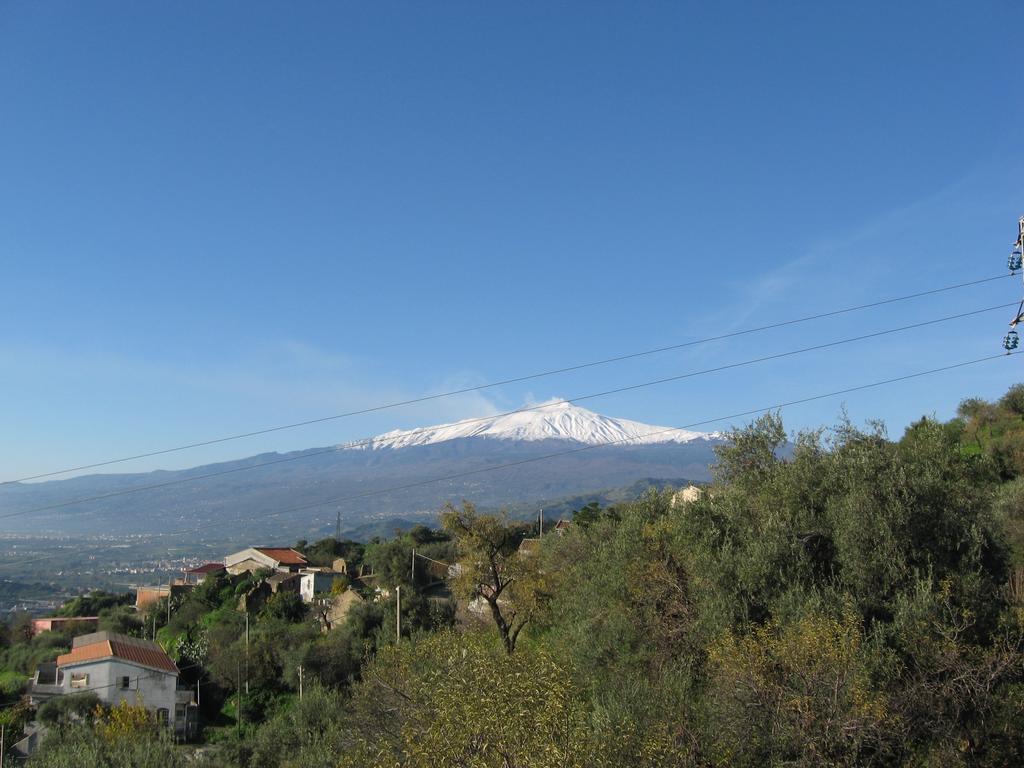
[346,399,719,451]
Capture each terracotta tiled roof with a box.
[185,562,225,574]
[57,634,178,675]
[255,548,308,566]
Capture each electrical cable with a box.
[144,349,1023,540]
[3,272,1013,485]
[3,302,1011,520]
[0,348,1014,571]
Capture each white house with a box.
[224,547,309,575]
[671,484,705,507]
[299,569,344,603]
[29,632,196,737]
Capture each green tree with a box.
[55,591,132,618]
[260,591,307,623]
[707,607,894,766]
[27,722,186,768]
[440,502,539,654]
[247,684,352,768]
[338,630,590,768]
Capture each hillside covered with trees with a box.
[8,385,1024,767]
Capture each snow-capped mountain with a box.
[350,400,718,450]
[0,401,725,541]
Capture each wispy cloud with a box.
[683,161,1011,345]
[0,339,506,478]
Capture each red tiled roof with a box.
[185,562,225,574]
[255,548,308,566]
[57,636,178,675]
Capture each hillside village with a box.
[16,545,365,755]
[4,513,591,759]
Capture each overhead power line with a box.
[3,272,1013,486]
[0,348,1014,572]
[119,349,1024,542]
[4,302,1011,520]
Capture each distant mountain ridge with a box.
[0,403,726,542]
[354,400,719,450]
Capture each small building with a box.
[518,538,540,556]
[224,547,309,575]
[135,585,170,610]
[265,571,302,595]
[553,519,573,535]
[134,583,192,611]
[322,588,364,629]
[31,616,98,637]
[29,632,196,738]
[180,563,226,586]
[671,484,705,507]
[238,571,301,613]
[299,569,344,604]
[332,557,358,576]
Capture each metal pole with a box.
[411,549,415,583]
[244,613,249,695]
[395,585,401,642]
[2,722,6,765]
[236,660,241,735]
[298,665,303,701]
[539,508,544,538]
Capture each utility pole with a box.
[411,549,416,583]
[335,510,341,541]
[395,585,401,642]
[298,665,303,701]
[244,612,250,695]
[236,660,241,735]
[2,722,6,765]
[539,508,544,538]
[196,679,200,708]
[166,581,172,626]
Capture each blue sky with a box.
[1,1,1023,480]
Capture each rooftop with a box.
[184,562,225,574]
[58,632,178,675]
[518,538,540,555]
[254,547,308,566]
[266,572,301,585]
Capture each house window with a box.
[120,676,130,690]
[69,673,89,689]
[175,703,186,721]
[156,708,169,725]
